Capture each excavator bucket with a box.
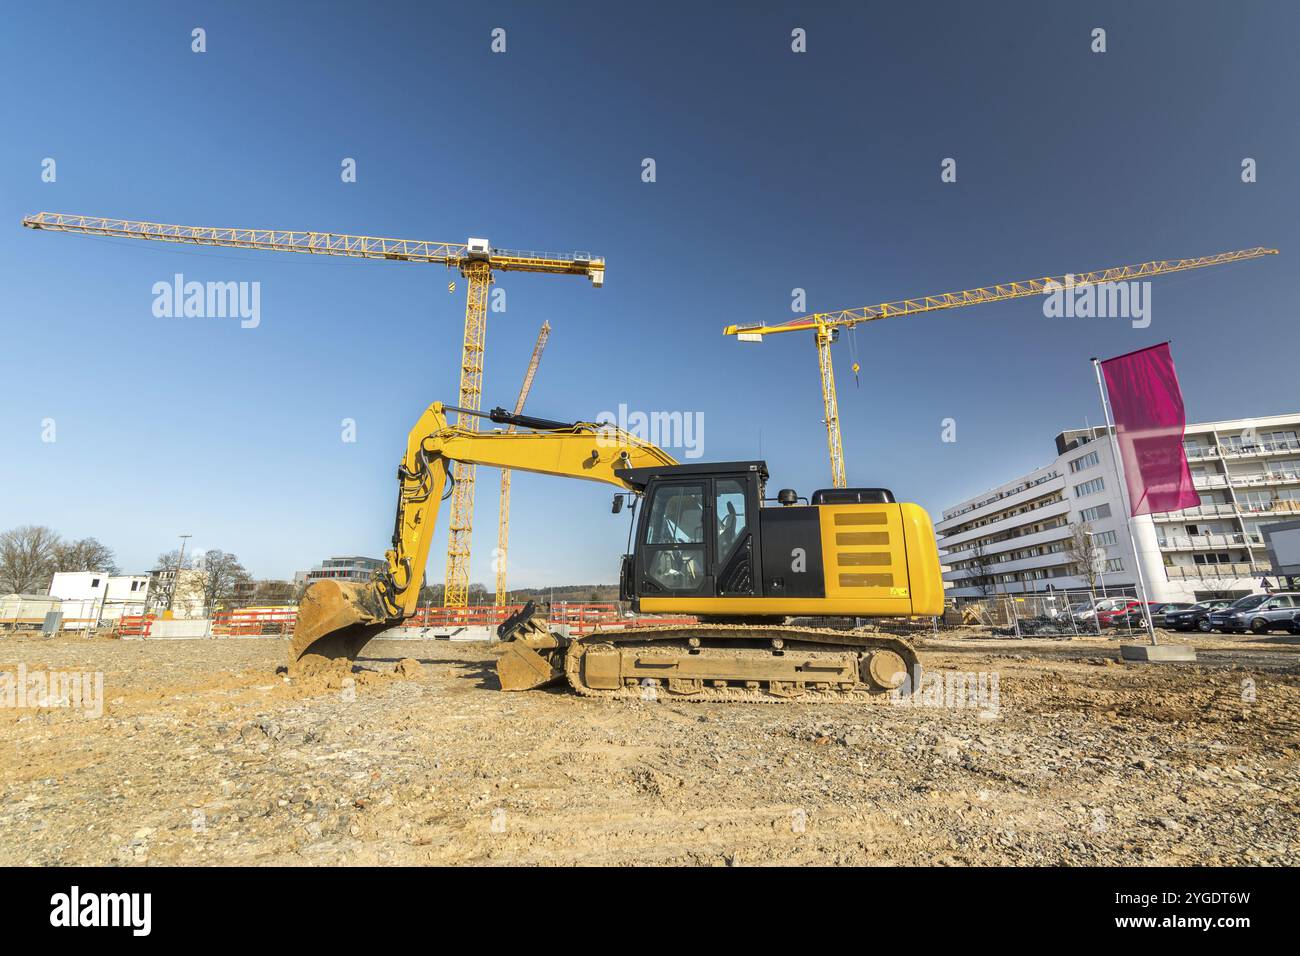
[495,602,570,691]
[289,579,396,673]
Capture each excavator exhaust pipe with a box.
[289,579,396,673]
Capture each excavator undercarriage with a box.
[491,602,919,702]
[561,624,917,703]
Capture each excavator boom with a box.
[289,402,676,670]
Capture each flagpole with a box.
[1091,357,1159,646]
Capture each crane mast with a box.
[725,247,1279,488]
[22,212,603,606]
[495,321,551,606]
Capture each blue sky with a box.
[1,0,1295,586]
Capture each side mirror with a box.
[612,494,624,514]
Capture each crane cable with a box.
[848,325,861,387]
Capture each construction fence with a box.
[948,588,1156,637]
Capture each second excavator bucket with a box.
[495,602,570,691]
[289,579,396,674]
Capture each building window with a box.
[1104,558,1124,572]
[1069,451,1100,473]
[1080,504,1112,522]
[1092,530,1118,546]
[1193,553,1232,565]
[1073,477,1105,497]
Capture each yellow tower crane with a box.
[494,320,551,607]
[21,211,604,607]
[723,247,1278,488]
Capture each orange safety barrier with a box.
[116,614,155,638]
[550,603,621,634]
[212,606,297,637]
[549,602,697,635]
[403,605,526,628]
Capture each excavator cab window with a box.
[641,482,707,593]
[715,478,748,563]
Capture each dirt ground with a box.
[2,627,1298,866]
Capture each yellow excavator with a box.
[290,401,944,702]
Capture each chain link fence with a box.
[948,588,1155,637]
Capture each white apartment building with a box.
[938,413,1300,603]
[47,571,152,625]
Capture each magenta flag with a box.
[1101,343,1200,516]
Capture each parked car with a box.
[1163,600,1233,632]
[1074,597,1129,624]
[1149,602,1194,627]
[1106,601,1171,628]
[1112,601,1194,628]
[1097,598,1138,629]
[1067,602,1097,625]
[1208,593,1300,634]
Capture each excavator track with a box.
[563,623,921,703]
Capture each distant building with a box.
[297,556,385,586]
[145,567,207,619]
[48,571,151,624]
[937,413,1300,604]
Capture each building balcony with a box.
[937,498,1072,550]
[1229,469,1300,488]
[936,475,1066,533]
[1156,532,1258,551]
[940,522,1073,564]
[1192,474,1229,490]
[945,551,1073,582]
[1219,438,1300,458]
[1237,499,1300,515]
[1183,445,1219,461]
[1150,503,1237,521]
[1164,562,1270,581]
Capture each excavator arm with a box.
[289,401,677,670]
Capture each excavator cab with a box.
[617,461,943,620]
[617,462,765,605]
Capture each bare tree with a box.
[155,549,197,572]
[417,583,445,607]
[0,525,62,594]
[193,550,253,615]
[251,580,297,606]
[1064,522,1102,591]
[968,539,995,597]
[54,537,119,575]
